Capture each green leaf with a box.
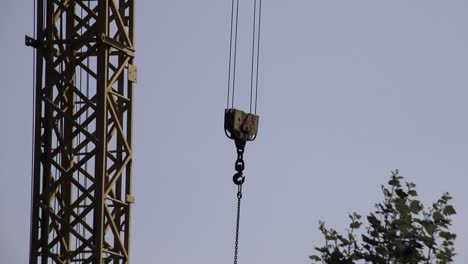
[439,231,456,240]
[398,223,411,235]
[443,205,456,216]
[422,220,436,234]
[389,178,401,187]
[395,188,407,198]
[350,222,361,229]
[433,211,444,221]
[338,236,350,246]
[395,199,409,214]
[382,187,391,198]
[367,214,382,228]
[410,200,423,213]
[408,190,418,196]
[309,255,321,261]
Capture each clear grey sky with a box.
[1,1,467,263]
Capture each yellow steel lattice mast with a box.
[27,0,136,262]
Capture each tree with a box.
[310,170,456,264]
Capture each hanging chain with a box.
[233,140,246,264]
[234,185,242,264]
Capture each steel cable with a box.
[249,0,257,113]
[227,0,235,108]
[254,0,262,114]
[227,0,262,113]
[227,0,240,109]
[231,0,240,108]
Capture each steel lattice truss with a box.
[29,0,136,263]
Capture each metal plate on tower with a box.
[128,64,137,82]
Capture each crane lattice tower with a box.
[27,0,136,263]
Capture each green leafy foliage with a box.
[310,170,456,264]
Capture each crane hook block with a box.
[224,108,259,142]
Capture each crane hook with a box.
[224,108,259,185]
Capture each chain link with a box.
[234,185,242,264]
[233,141,245,185]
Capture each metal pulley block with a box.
[224,108,259,142]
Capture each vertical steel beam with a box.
[61,2,76,260]
[125,1,136,256]
[28,0,136,263]
[29,1,44,263]
[93,0,108,262]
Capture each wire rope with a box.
[231,0,240,108]
[254,0,262,114]
[227,0,235,109]
[227,0,262,113]
[249,0,257,113]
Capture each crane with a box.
[26,0,136,262]
[25,1,262,263]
